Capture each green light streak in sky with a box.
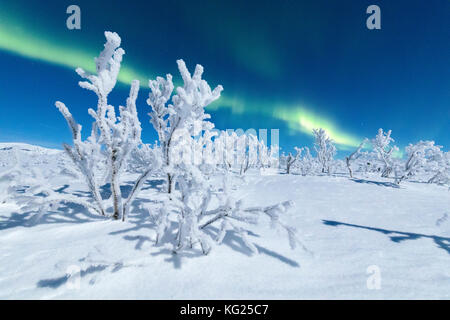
[0,13,364,151]
[0,16,146,85]
[273,105,362,148]
[209,96,364,149]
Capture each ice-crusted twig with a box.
[243,201,311,253]
[346,139,368,178]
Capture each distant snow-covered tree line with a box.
[282,127,449,186]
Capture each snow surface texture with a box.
[0,143,449,299]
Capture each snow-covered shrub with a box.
[345,139,368,178]
[234,133,277,174]
[428,151,450,185]
[267,144,280,170]
[216,131,239,170]
[126,142,161,174]
[238,133,263,175]
[257,139,279,171]
[371,128,398,178]
[356,152,383,175]
[297,146,315,176]
[147,60,223,193]
[282,147,302,174]
[147,61,300,255]
[55,31,157,220]
[313,128,336,174]
[396,141,442,184]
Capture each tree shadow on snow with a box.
[323,220,450,254]
[0,202,105,230]
[351,178,400,189]
[117,219,300,269]
[36,264,110,289]
[205,226,299,267]
[1,179,165,230]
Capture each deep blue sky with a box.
[0,0,448,156]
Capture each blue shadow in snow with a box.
[36,264,110,289]
[351,178,400,189]
[322,220,450,254]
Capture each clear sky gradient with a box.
[0,0,448,156]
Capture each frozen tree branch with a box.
[346,139,368,178]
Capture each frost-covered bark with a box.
[371,128,398,178]
[313,128,336,175]
[56,31,152,221]
[345,139,368,178]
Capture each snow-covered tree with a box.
[297,146,315,176]
[428,151,450,185]
[147,60,223,193]
[396,141,443,184]
[283,147,302,174]
[220,131,239,170]
[236,133,259,175]
[147,61,302,255]
[345,139,368,178]
[56,31,156,221]
[371,128,398,178]
[313,128,336,174]
[257,139,279,171]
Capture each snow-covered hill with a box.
[0,142,66,172]
[0,143,449,299]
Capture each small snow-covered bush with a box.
[298,147,315,176]
[345,139,368,178]
[428,151,450,185]
[396,141,442,184]
[371,128,398,178]
[282,147,302,174]
[147,60,222,194]
[313,128,336,175]
[55,32,158,220]
[147,60,300,254]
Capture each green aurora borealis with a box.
[0,0,448,155]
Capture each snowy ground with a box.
[0,144,449,299]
